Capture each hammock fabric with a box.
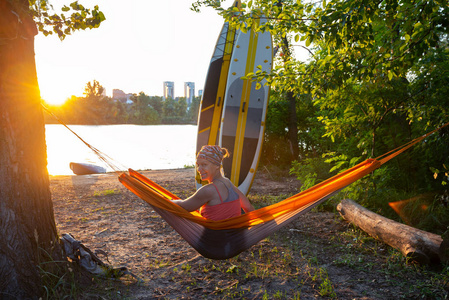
[118,121,448,260]
[119,160,376,259]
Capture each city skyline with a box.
[111,81,199,102]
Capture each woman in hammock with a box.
[172,145,254,221]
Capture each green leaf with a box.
[413,22,422,30]
[305,36,312,47]
[404,34,410,43]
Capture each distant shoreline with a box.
[48,167,193,178]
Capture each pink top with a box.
[199,183,242,221]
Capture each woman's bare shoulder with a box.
[197,183,218,195]
[219,177,233,186]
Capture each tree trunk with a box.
[337,199,446,265]
[280,35,298,160]
[286,89,299,159]
[0,1,64,298]
[276,0,299,160]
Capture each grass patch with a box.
[93,189,120,197]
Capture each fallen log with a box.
[337,199,447,264]
[441,230,449,263]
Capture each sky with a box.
[35,0,237,105]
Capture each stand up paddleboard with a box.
[195,0,241,188]
[220,14,272,195]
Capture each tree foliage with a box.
[129,92,160,124]
[193,0,449,230]
[30,0,105,39]
[43,81,200,125]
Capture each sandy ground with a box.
[50,168,448,299]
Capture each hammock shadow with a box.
[69,174,101,197]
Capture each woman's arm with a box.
[172,185,215,212]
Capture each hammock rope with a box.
[41,103,127,173]
[43,103,448,259]
[376,122,447,165]
[121,121,449,229]
[118,122,449,259]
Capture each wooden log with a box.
[337,199,446,264]
[440,229,449,263]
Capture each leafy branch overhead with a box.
[29,0,105,40]
[194,0,449,210]
[194,0,448,91]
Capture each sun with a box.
[36,61,71,106]
[40,88,69,106]
[35,36,80,106]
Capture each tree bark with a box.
[286,89,299,160]
[337,199,446,264]
[280,36,299,160]
[277,0,299,160]
[0,1,64,298]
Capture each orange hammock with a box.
[119,122,449,259]
[41,104,448,259]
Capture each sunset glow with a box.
[34,1,309,105]
[36,37,90,105]
[39,86,71,106]
[34,1,238,105]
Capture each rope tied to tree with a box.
[41,103,127,174]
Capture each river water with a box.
[45,124,197,175]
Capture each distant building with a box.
[184,82,195,106]
[163,81,174,100]
[112,89,133,104]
